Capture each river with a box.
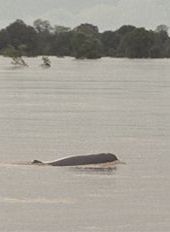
[0,56,170,231]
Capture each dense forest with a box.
[0,19,170,59]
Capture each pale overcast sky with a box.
[0,0,169,31]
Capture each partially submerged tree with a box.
[3,44,28,66]
[41,56,51,67]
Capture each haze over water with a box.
[0,57,170,231]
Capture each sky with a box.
[0,0,170,31]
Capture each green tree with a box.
[74,23,99,37]
[118,28,154,58]
[5,19,38,56]
[101,31,120,56]
[3,45,21,57]
[54,25,70,34]
[1,19,170,59]
[71,24,101,59]
[33,19,52,33]
[150,30,169,58]
[117,25,136,37]
[33,19,53,55]
[0,29,10,51]
[156,24,169,33]
[50,31,73,56]
[71,32,102,59]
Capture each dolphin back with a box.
[46,153,118,166]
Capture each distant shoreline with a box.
[1,55,170,60]
[0,20,169,59]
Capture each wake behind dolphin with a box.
[31,153,122,168]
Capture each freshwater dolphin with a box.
[31,153,122,167]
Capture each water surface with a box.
[0,57,170,231]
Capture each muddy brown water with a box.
[0,57,170,232]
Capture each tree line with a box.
[0,19,169,59]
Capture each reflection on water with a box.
[0,57,170,232]
[69,166,117,176]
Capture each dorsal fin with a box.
[32,160,43,164]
